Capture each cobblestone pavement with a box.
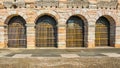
[0,48,120,68]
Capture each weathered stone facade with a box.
[0,0,120,48]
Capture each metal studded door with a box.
[66,19,84,47]
[95,17,110,46]
[36,22,56,47]
[8,22,26,48]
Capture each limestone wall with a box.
[0,0,119,48]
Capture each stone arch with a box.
[5,15,27,48]
[4,14,26,25]
[67,14,88,25]
[66,14,88,26]
[95,15,116,47]
[35,11,60,24]
[96,15,116,25]
[35,15,58,47]
[66,15,88,47]
[35,14,58,25]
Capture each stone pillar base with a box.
[115,44,120,48]
[88,41,95,48]
[58,45,66,49]
[0,42,6,48]
[27,45,35,49]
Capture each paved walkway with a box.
[0,48,120,58]
[0,48,120,68]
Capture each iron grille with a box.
[8,23,26,48]
[66,18,84,47]
[95,17,110,46]
[36,21,57,47]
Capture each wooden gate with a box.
[36,21,57,47]
[66,17,84,47]
[8,22,26,48]
[95,17,110,46]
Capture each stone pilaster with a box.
[26,23,35,49]
[88,22,95,48]
[115,26,120,48]
[58,25,66,49]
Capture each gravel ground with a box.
[0,57,120,68]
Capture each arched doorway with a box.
[66,16,87,47]
[7,16,27,48]
[35,15,57,47]
[95,16,115,47]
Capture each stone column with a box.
[26,23,35,49]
